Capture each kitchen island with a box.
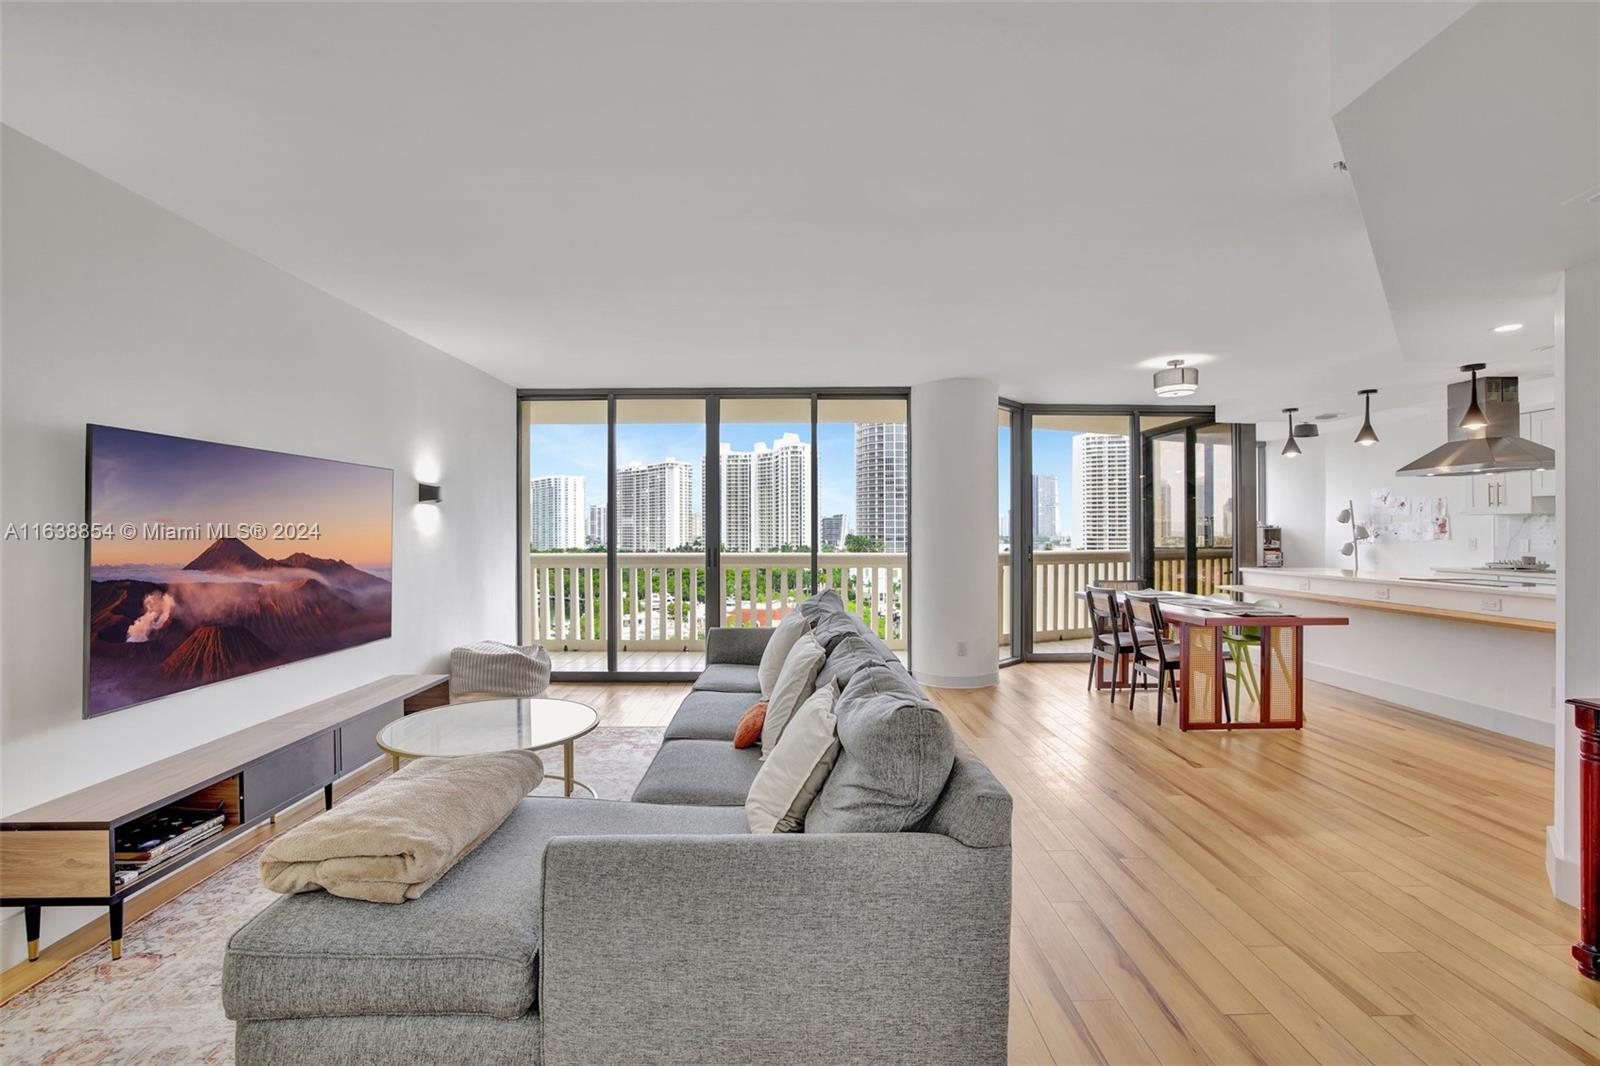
[1225,567,1556,744]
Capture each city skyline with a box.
[529,421,905,551]
[528,421,877,527]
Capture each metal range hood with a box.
[1397,370,1555,477]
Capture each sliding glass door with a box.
[1025,412,1136,659]
[998,403,1246,664]
[520,390,909,679]
[1138,418,1242,596]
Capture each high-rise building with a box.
[614,459,694,552]
[1073,433,1130,549]
[854,422,907,551]
[821,513,848,549]
[713,434,811,551]
[529,475,585,550]
[1033,474,1061,546]
[586,504,606,547]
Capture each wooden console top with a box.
[3,674,445,827]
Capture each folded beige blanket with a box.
[260,749,544,903]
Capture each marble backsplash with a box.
[1494,513,1557,563]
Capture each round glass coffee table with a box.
[376,698,601,797]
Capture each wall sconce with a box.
[418,483,442,504]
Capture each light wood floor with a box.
[555,664,1598,1066]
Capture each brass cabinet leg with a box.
[564,740,575,797]
[109,900,123,960]
[24,905,40,961]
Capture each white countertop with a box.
[1240,566,1555,599]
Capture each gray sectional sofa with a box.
[223,592,1013,1065]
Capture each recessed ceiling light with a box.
[1492,323,1524,333]
[1314,413,1343,421]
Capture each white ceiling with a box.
[1,2,1577,419]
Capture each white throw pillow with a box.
[761,631,825,756]
[757,611,812,699]
[746,684,841,833]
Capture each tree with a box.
[843,533,884,553]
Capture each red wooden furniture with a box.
[1570,697,1600,980]
[1157,603,1348,730]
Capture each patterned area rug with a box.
[0,727,664,1066]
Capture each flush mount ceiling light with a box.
[1458,363,1490,432]
[1492,323,1524,333]
[1153,359,1200,398]
[1281,408,1302,458]
[1354,388,1380,446]
[1293,421,1320,438]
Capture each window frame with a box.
[518,387,911,681]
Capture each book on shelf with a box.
[113,802,227,864]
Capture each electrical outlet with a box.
[956,641,968,658]
[1480,597,1502,612]
[1468,537,1479,551]
[1297,579,1311,591]
[1374,587,1390,600]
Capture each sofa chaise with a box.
[222,592,1014,1065]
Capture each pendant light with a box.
[1153,359,1199,398]
[1458,363,1489,432]
[1354,388,1380,446]
[1281,407,1302,458]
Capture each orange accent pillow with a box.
[734,702,767,749]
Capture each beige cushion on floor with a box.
[259,749,543,903]
[761,631,825,756]
[757,611,812,699]
[746,684,841,833]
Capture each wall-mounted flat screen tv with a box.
[85,425,393,717]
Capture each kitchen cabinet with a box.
[1525,407,1558,498]
[1468,469,1533,514]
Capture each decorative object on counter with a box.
[1354,388,1380,446]
[1152,358,1199,398]
[1335,499,1372,575]
[1459,362,1489,431]
[1259,525,1283,568]
[1280,407,1301,458]
[1569,696,1600,981]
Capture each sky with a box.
[90,425,393,567]
[1000,427,1084,540]
[529,421,865,522]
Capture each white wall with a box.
[1550,260,1600,905]
[1264,402,1499,572]
[1263,440,1327,567]
[909,378,998,688]
[0,129,516,961]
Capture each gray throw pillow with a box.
[805,663,955,833]
[816,634,884,691]
[798,589,846,623]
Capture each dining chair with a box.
[1122,593,1181,724]
[1083,586,1135,700]
[1210,593,1279,710]
[1125,592,1232,726]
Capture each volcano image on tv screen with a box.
[86,425,393,717]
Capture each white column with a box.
[910,378,999,688]
[1550,258,1600,904]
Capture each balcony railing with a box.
[526,546,1231,660]
[524,551,908,653]
[999,547,1235,646]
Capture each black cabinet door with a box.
[339,698,404,773]
[241,732,336,823]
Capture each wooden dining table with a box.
[1156,599,1348,730]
